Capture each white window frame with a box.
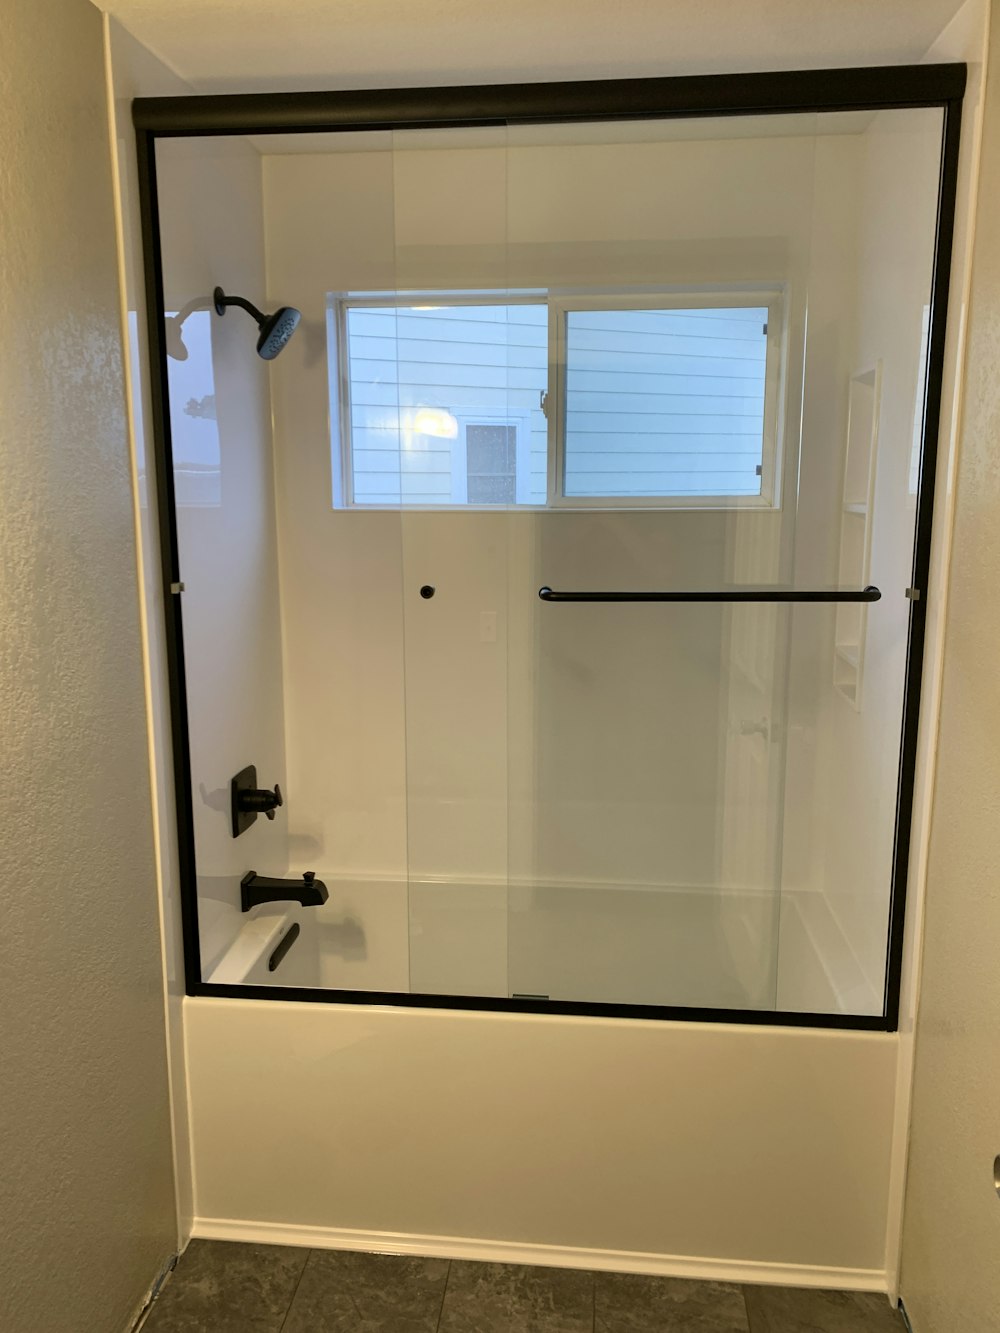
[450,409,535,506]
[331,287,785,511]
[548,288,786,510]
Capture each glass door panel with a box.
[187,100,945,1017]
[499,107,942,1016]
[390,126,515,997]
[149,80,951,1022]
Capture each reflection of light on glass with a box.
[166,309,221,507]
[412,407,458,439]
[411,305,442,311]
[909,304,930,498]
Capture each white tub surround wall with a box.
[154,133,290,977]
[1,2,176,1330]
[186,999,896,1287]
[780,107,945,1017]
[263,125,874,1010]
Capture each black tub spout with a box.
[241,870,329,913]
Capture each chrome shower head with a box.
[213,286,301,360]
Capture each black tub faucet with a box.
[241,870,329,913]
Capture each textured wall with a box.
[0,2,177,1331]
[899,12,1000,1330]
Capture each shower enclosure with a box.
[136,64,963,1026]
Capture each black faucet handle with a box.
[236,781,284,818]
[303,870,315,884]
[264,783,284,821]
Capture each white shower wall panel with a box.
[262,131,846,899]
[155,136,289,974]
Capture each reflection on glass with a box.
[164,309,220,507]
[340,300,546,506]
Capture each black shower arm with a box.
[214,288,267,327]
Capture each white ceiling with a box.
[97,0,966,95]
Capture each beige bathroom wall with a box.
[0,2,176,1331]
[899,4,1000,1327]
[104,10,198,1244]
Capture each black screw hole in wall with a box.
[420,585,436,599]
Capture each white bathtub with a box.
[205,874,792,1009]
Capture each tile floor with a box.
[138,1241,907,1333]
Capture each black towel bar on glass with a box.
[537,585,882,603]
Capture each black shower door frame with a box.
[133,62,966,1030]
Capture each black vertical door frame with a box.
[133,63,966,1030]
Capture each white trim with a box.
[883,0,994,1299]
[453,408,534,505]
[327,299,350,507]
[191,1216,887,1292]
[101,12,195,1250]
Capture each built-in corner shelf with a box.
[834,363,881,709]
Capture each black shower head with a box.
[255,305,301,360]
[213,286,301,360]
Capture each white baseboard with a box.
[192,1217,886,1293]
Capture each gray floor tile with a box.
[743,1286,904,1332]
[439,1260,594,1333]
[280,1249,450,1332]
[140,1239,308,1333]
[596,1272,749,1331]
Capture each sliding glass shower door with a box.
[385,106,943,1016]
[148,74,956,1021]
